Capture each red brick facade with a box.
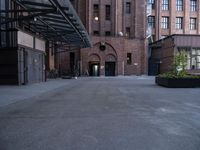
[149,0,200,75]
[81,0,146,75]
[72,0,148,76]
[149,0,200,41]
[80,36,147,76]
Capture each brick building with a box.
[147,0,200,41]
[149,35,200,75]
[148,0,200,75]
[59,0,148,76]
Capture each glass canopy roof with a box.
[12,0,91,48]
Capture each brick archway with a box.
[88,53,101,62]
[105,54,117,62]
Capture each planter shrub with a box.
[156,51,200,88]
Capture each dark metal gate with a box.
[148,58,160,76]
[105,62,115,76]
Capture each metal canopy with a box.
[0,0,91,48]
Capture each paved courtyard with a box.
[0,76,200,150]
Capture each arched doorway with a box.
[88,54,100,76]
[105,54,117,76]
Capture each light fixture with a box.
[118,32,123,36]
[34,17,37,22]
[94,16,99,21]
[100,42,106,51]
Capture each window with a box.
[1,0,6,10]
[162,0,169,10]
[70,52,75,73]
[190,0,197,11]
[191,49,200,69]
[127,53,132,64]
[93,31,99,36]
[161,17,169,29]
[148,16,155,28]
[0,0,6,47]
[105,5,111,20]
[179,48,200,69]
[176,17,183,29]
[126,2,131,14]
[148,0,155,9]
[126,27,131,37]
[190,18,197,30]
[105,31,111,36]
[93,4,99,21]
[176,0,183,11]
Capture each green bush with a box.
[159,51,200,79]
[172,51,188,76]
[159,72,200,79]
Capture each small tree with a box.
[173,51,188,76]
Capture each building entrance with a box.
[105,62,115,76]
[89,62,100,76]
[148,58,160,76]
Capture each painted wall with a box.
[17,30,46,84]
[17,31,34,48]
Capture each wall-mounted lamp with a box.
[99,42,106,51]
[94,16,99,21]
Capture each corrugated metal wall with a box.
[18,47,45,85]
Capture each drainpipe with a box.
[122,61,125,75]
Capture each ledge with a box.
[155,76,200,88]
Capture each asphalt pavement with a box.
[0,76,200,150]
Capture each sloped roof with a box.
[5,0,91,48]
